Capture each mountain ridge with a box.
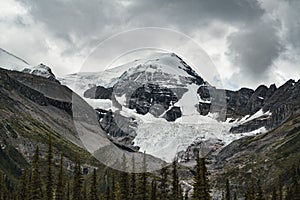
[1,48,299,164]
[59,52,300,162]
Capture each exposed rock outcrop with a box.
[84,85,113,99]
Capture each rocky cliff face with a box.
[88,74,299,136]
[84,86,113,100]
[229,79,300,133]
[0,68,95,178]
[212,113,300,196]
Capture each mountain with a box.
[22,63,58,82]
[58,53,268,162]
[0,65,165,178]
[212,113,300,196]
[0,48,300,197]
[60,52,300,164]
[61,53,229,162]
[0,48,29,71]
[0,67,93,179]
[0,48,59,82]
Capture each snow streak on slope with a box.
[174,84,201,116]
[0,48,29,70]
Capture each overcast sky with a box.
[0,0,299,90]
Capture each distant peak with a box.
[22,63,58,82]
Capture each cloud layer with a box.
[0,0,299,89]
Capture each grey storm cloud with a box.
[19,0,264,36]
[227,20,284,79]
[127,0,264,28]
[16,0,267,66]
[283,0,300,50]
[2,0,299,88]
[17,0,127,53]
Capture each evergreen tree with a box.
[137,152,148,200]
[55,155,64,200]
[111,170,115,200]
[271,187,277,200]
[19,169,28,200]
[0,171,4,200]
[184,190,189,200]
[293,164,300,200]
[278,176,283,200]
[113,182,121,200]
[73,158,83,200]
[171,159,181,200]
[233,191,237,200]
[105,186,110,200]
[150,178,157,200]
[225,179,230,200]
[159,165,169,200]
[256,179,264,200]
[179,186,184,200]
[46,133,54,200]
[245,178,255,200]
[286,164,300,200]
[89,169,98,200]
[221,191,225,200]
[130,156,136,200]
[192,155,210,200]
[66,181,70,200]
[30,146,43,200]
[27,169,32,200]
[82,180,87,200]
[120,154,129,200]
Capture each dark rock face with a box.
[229,79,300,133]
[263,79,300,128]
[245,85,268,115]
[84,86,113,99]
[97,109,139,151]
[172,53,205,85]
[164,106,182,121]
[196,79,300,134]
[197,86,211,101]
[95,108,109,119]
[99,110,137,139]
[1,69,73,114]
[198,102,210,115]
[129,83,179,115]
[225,88,255,118]
[229,117,268,133]
[178,139,224,162]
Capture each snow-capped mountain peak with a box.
[61,52,231,162]
[22,63,58,82]
[0,48,58,82]
[109,52,205,87]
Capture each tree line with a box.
[1,134,300,200]
[0,134,188,200]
